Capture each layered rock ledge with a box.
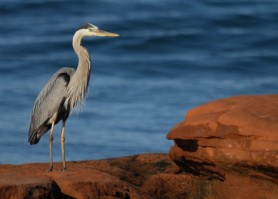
[167,94,278,199]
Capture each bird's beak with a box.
[95,29,119,37]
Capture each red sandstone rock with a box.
[0,175,61,199]
[141,174,192,198]
[167,95,278,198]
[0,154,186,199]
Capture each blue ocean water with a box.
[0,0,277,164]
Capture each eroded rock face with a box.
[167,95,278,198]
[0,175,61,199]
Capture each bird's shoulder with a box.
[55,67,75,77]
[31,67,75,115]
[52,67,75,82]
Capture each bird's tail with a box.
[28,132,40,144]
[28,125,49,145]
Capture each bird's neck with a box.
[66,33,91,110]
[74,43,91,77]
[73,33,91,74]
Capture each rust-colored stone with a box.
[0,154,182,199]
[167,95,278,199]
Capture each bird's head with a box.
[77,23,119,37]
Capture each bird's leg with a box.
[49,120,55,171]
[60,120,67,171]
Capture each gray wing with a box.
[28,67,75,144]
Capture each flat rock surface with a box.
[0,154,186,199]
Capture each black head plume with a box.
[78,23,98,30]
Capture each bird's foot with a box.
[48,166,59,172]
[48,161,54,172]
[61,167,67,172]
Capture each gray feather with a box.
[28,67,75,144]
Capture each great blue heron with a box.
[28,23,118,171]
